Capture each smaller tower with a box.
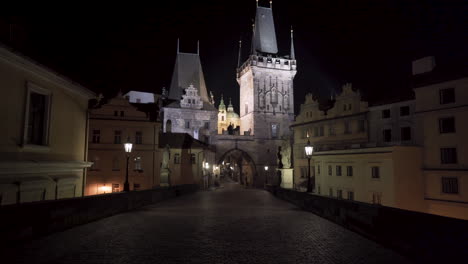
[290,26,295,60]
[218,95,227,134]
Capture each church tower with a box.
[237,1,297,138]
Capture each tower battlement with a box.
[237,55,297,78]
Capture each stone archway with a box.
[217,149,257,187]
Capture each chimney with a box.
[412,56,436,75]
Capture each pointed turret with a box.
[219,94,226,111]
[168,39,210,103]
[290,26,295,60]
[252,0,278,54]
[237,39,242,68]
[227,98,234,112]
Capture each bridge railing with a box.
[266,185,468,263]
[0,184,198,245]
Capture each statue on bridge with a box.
[280,137,292,169]
[277,146,283,169]
[160,144,171,187]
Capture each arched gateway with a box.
[217,148,257,186]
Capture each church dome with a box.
[227,111,239,119]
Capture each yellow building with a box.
[412,56,468,219]
[218,96,240,134]
[86,92,162,195]
[0,45,95,205]
[292,83,426,213]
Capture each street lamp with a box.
[124,137,133,192]
[264,165,269,185]
[305,139,314,192]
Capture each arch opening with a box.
[217,149,257,187]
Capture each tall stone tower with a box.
[237,2,297,138]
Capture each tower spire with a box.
[237,39,242,68]
[290,26,295,60]
[177,38,180,54]
[251,22,256,55]
[270,0,272,8]
[197,40,200,55]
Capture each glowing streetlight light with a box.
[305,138,314,192]
[123,137,133,192]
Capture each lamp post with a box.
[305,139,314,192]
[264,165,269,185]
[124,138,133,192]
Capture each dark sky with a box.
[1,0,467,113]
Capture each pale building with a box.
[368,100,416,146]
[412,56,468,219]
[86,92,162,195]
[292,84,426,214]
[218,96,240,134]
[0,45,95,205]
[162,41,218,144]
[124,90,161,104]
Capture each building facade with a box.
[86,92,162,195]
[0,45,95,205]
[412,56,468,219]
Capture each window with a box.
[245,103,248,115]
[319,126,324,136]
[112,184,120,193]
[344,122,351,134]
[383,129,392,142]
[25,86,51,146]
[267,105,270,111]
[185,121,190,129]
[114,130,122,144]
[174,153,180,164]
[221,116,224,121]
[329,125,335,136]
[440,88,455,104]
[314,127,319,136]
[120,111,124,117]
[439,117,455,133]
[328,165,332,176]
[400,106,410,116]
[300,167,307,178]
[136,98,141,103]
[336,166,342,176]
[382,109,391,119]
[358,120,365,132]
[347,191,354,201]
[372,192,382,205]
[306,112,309,118]
[371,166,380,179]
[204,122,210,129]
[441,177,458,194]
[441,148,457,164]
[133,183,141,191]
[112,157,120,171]
[401,127,411,141]
[337,189,343,199]
[317,165,320,175]
[134,157,142,171]
[135,131,143,144]
[191,154,196,164]
[114,111,118,116]
[329,188,333,197]
[92,130,100,143]
[343,104,347,111]
[346,166,353,177]
[271,124,279,138]
[348,104,352,110]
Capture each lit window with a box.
[134,157,142,171]
[112,184,120,192]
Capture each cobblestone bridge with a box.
[4,182,411,264]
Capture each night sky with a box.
[1,0,467,113]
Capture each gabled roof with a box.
[169,52,209,103]
[254,6,278,54]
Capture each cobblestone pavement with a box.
[5,182,412,264]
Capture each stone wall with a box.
[0,185,198,244]
[266,186,468,263]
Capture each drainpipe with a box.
[82,109,90,197]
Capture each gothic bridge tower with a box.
[237,0,297,139]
